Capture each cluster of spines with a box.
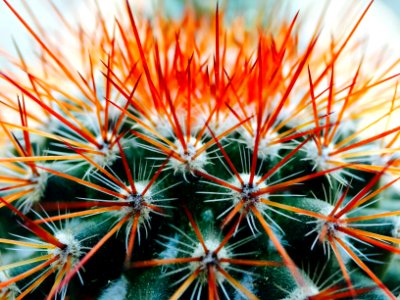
[0,0,399,299]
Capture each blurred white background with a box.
[0,1,78,55]
[0,0,400,61]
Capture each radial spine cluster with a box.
[0,0,400,299]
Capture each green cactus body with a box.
[0,1,400,299]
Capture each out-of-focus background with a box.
[0,0,400,61]
[0,1,77,55]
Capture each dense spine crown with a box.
[0,0,400,299]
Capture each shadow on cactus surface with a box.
[0,0,400,299]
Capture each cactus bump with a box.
[0,0,399,299]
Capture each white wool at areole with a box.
[1,0,400,152]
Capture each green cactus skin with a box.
[0,1,400,299]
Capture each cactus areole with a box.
[0,0,399,299]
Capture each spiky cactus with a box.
[0,1,400,299]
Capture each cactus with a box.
[0,0,400,299]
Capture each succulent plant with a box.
[0,0,399,299]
